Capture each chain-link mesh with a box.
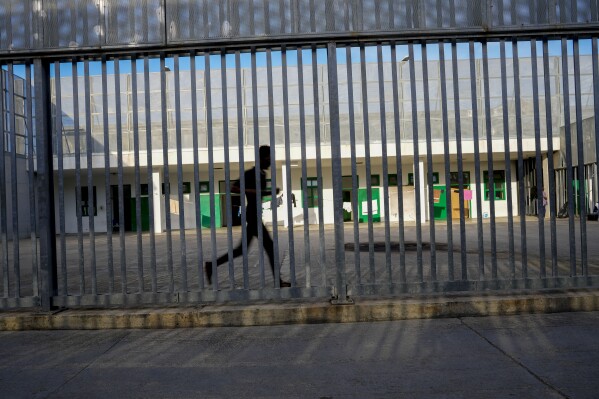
[0,1,598,53]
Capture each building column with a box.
[152,170,162,233]
[282,164,290,228]
[418,159,426,223]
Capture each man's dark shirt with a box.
[240,167,267,222]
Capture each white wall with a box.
[57,158,524,233]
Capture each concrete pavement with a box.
[1,311,598,398]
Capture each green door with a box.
[358,188,380,223]
[199,194,222,228]
[433,185,447,220]
[573,180,588,215]
[130,197,150,231]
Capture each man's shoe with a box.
[205,262,212,285]
[279,280,291,288]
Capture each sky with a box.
[5,38,594,79]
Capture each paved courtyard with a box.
[2,217,598,300]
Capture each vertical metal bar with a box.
[561,38,577,275]
[541,47,558,278]
[25,63,39,297]
[264,0,271,35]
[408,43,424,282]
[439,42,454,280]
[234,51,249,289]
[573,38,588,275]
[390,43,407,283]
[309,0,316,32]
[83,60,97,295]
[250,49,266,288]
[377,44,393,284]
[142,0,149,43]
[359,44,376,284]
[173,55,188,291]
[266,49,281,287]
[388,0,395,29]
[71,60,85,294]
[374,0,381,30]
[160,53,174,292]
[482,41,498,279]
[130,56,144,292]
[346,45,361,286]
[188,0,196,39]
[0,64,8,297]
[24,0,31,48]
[499,40,516,278]
[143,57,158,292]
[593,38,599,274]
[101,56,114,292]
[54,61,68,296]
[7,63,21,296]
[496,0,505,25]
[114,58,127,294]
[190,51,205,289]
[206,53,220,290]
[512,41,528,278]
[290,0,299,33]
[531,39,546,277]
[435,0,443,27]
[128,0,136,42]
[327,42,347,300]
[298,48,311,287]
[469,41,485,280]
[249,0,256,36]
[279,0,286,33]
[449,0,456,26]
[282,47,297,286]
[312,46,327,286]
[34,59,57,311]
[221,50,235,287]
[422,43,437,281]
[451,42,468,280]
[69,0,76,46]
[5,3,12,49]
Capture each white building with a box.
[51,48,597,234]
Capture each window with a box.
[341,175,357,189]
[388,174,398,186]
[450,171,471,186]
[370,174,380,186]
[342,175,357,202]
[484,170,506,200]
[303,177,319,208]
[199,181,210,193]
[408,172,439,186]
[162,182,191,194]
[81,186,97,217]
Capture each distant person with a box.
[539,187,548,219]
[205,145,291,288]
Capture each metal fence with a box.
[1,0,599,310]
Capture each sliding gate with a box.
[1,0,599,311]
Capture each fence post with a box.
[327,42,352,304]
[34,59,57,311]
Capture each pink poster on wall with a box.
[463,189,473,200]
